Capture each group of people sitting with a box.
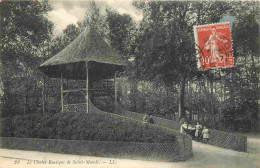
[180,121,210,143]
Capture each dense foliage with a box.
[0,1,259,133]
[0,1,56,116]
[118,1,259,132]
[1,112,176,143]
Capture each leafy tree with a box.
[222,2,260,131]
[0,1,53,116]
[129,1,257,123]
[49,24,80,56]
[106,9,134,56]
[130,1,207,119]
[79,1,106,35]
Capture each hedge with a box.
[1,112,176,143]
[0,137,190,161]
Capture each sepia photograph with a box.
[0,0,259,167]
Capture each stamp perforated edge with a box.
[193,22,234,70]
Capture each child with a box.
[202,126,210,144]
[195,121,202,141]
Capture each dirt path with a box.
[0,137,259,168]
[186,139,259,168]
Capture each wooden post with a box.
[178,76,185,119]
[61,73,64,113]
[114,71,117,113]
[42,76,45,114]
[86,61,89,113]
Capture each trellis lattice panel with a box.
[64,103,87,113]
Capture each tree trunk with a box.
[42,77,46,114]
[24,78,29,116]
[210,76,214,97]
[178,76,186,119]
[230,72,234,105]
[189,109,192,121]
[131,80,138,112]
[250,54,259,132]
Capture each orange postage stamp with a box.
[194,23,234,70]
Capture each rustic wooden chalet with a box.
[38,26,126,113]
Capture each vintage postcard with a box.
[0,0,259,168]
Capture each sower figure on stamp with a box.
[204,28,228,67]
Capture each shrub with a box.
[2,112,176,143]
[1,117,14,137]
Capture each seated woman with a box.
[143,113,149,124]
[180,121,188,134]
[183,122,196,139]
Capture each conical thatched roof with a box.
[38,27,126,80]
